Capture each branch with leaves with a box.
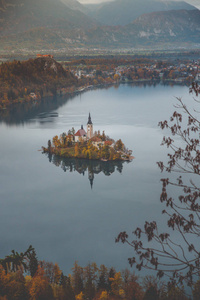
[116,83,200,288]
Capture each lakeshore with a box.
[1,55,198,110]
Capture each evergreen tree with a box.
[28,248,38,277]
[97,265,108,291]
[72,261,84,295]
[84,263,97,300]
[107,267,116,291]
[60,272,67,287]
[62,276,75,300]
[143,286,159,300]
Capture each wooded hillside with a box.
[0,57,77,109]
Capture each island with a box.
[42,113,133,161]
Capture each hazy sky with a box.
[78,0,200,9]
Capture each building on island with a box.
[89,136,104,148]
[74,113,114,149]
[87,113,93,139]
[74,125,87,142]
[74,113,94,142]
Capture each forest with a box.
[0,57,78,110]
[0,245,198,300]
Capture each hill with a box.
[0,0,96,37]
[0,57,78,109]
[84,0,196,26]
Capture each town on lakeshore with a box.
[42,113,133,162]
[1,54,200,110]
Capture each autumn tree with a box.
[115,139,124,151]
[116,83,200,288]
[0,266,29,300]
[121,270,143,300]
[75,291,84,300]
[40,261,61,285]
[99,290,109,300]
[52,135,60,148]
[74,143,80,157]
[109,272,125,297]
[114,74,120,82]
[28,265,54,300]
[101,145,110,160]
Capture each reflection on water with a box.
[0,86,113,126]
[0,95,70,126]
[47,153,130,188]
[0,82,183,126]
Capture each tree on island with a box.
[116,83,200,290]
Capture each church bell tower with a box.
[87,113,93,139]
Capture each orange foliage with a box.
[28,266,53,299]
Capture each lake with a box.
[0,83,192,275]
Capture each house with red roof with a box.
[90,136,104,148]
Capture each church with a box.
[74,113,93,142]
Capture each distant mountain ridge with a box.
[121,9,200,44]
[60,0,88,13]
[0,0,200,51]
[0,0,96,36]
[70,9,200,47]
[84,0,197,25]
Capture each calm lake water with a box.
[0,83,192,275]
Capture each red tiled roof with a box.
[104,140,113,145]
[90,136,102,142]
[75,128,86,137]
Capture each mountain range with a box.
[85,0,196,26]
[0,0,199,51]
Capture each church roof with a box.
[75,128,86,137]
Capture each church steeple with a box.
[88,169,94,189]
[87,113,93,139]
[87,112,92,125]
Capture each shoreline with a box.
[43,148,134,162]
[0,79,190,111]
